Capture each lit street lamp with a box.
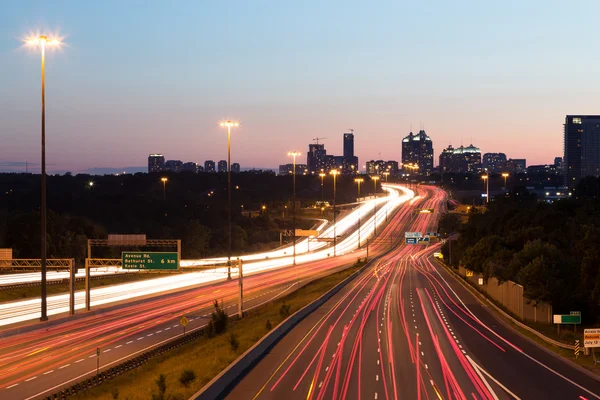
[354,178,363,248]
[160,177,168,200]
[482,175,489,203]
[383,172,390,222]
[372,176,380,235]
[25,34,62,322]
[220,120,239,280]
[319,172,326,204]
[502,172,509,189]
[288,151,301,265]
[330,170,339,256]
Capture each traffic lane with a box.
[4,280,300,400]
[427,258,600,399]
[226,259,383,400]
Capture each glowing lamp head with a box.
[287,151,301,157]
[354,178,364,183]
[330,170,339,176]
[25,35,62,48]
[482,175,488,180]
[372,176,380,181]
[319,173,326,178]
[161,177,168,183]
[219,120,239,128]
[502,173,509,178]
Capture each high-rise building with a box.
[343,133,354,159]
[401,130,434,175]
[564,115,600,188]
[204,160,216,173]
[506,158,526,173]
[148,154,165,173]
[165,160,183,173]
[366,160,399,175]
[438,144,481,173]
[218,160,227,173]
[231,163,241,173]
[197,165,205,173]
[482,153,507,172]
[181,162,198,173]
[307,143,327,174]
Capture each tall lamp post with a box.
[161,177,168,200]
[288,151,301,265]
[220,120,239,280]
[502,172,509,190]
[330,170,339,256]
[319,172,326,204]
[482,175,489,204]
[383,172,390,222]
[372,175,380,236]
[354,178,363,248]
[26,34,61,322]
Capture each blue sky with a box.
[1,1,599,173]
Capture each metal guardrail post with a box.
[85,258,91,311]
[69,259,75,315]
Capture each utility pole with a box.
[237,258,243,318]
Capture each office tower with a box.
[279,163,308,175]
[482,153,507,172]
[148,154,165,173]
[204,160,216,173]
[165,160,183,173]
[438,144,481,173]
[197,165,205,173]
[506,158,526,173]
[343,132,354,158]
[439,145,455,173]
[231,163,241,173]
[564,115,600,188]
[218,160,228,173]
[341,132,358,174]
[307,143,327,174]
[401,130,434,175]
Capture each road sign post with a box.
[554,313,581,337]
[122,252,178,270]
[180,315,189,336]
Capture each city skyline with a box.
[3,1,599,173]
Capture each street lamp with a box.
[383,172,390,222]
[25,34,62,322]
[372,175,380,235]
[220,120,239,280]
[502,172,509,189]
[330,170,339,256]
[482,175,489,204]
[354,178,364,248]
[288,151,301,266]
[319,172,326,204]
[160,177,168,200]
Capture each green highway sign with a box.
[122,252,178,270]
[553,314,581,324]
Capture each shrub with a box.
[152,374,167,400]
[211,300,229,334]
[279,302,291,318]
[179,370,196,388]
[229,333,239,351]
[265,319,272,331]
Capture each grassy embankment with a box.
[73,260,366,399]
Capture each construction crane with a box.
[313,137,327,144]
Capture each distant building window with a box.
[573,117,582,124]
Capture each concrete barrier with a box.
[189,258,375,400]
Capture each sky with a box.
[1,0,599,174]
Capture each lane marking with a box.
[103,349,111,353]
[59,364,70,369]
[75,359,84,363]
[126,341,133,344]
[25,377,37,382]
[6,383,19,389]
[43,370,54,375]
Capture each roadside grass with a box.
[0,273,167,303]
[72,259,366,399]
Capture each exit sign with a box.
[122,252,178,270]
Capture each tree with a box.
[437,213,461,238]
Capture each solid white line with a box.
[467,355,515,400]
[6,383,19,389]
[25,376,37,382]
[59,364,70,369]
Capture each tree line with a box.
[438,177,600,323]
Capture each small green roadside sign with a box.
[553,314,581,324]
[122,252,178,270]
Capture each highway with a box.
[0,184,422,399]
[228,189,600,399]
[0,185,410,327]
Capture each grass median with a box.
[72,259,366,400]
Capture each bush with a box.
[265,319,272,331]
[279,302,291,318]
[229,333,239,351]
[211,300,229,334]
[206,320,215,338]
[111,387,119,399]
[152,374,167,400]
[179,370,196,388]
